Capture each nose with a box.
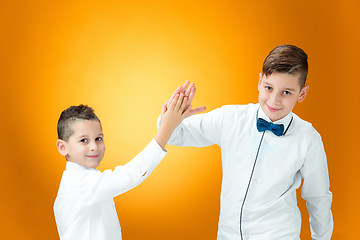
[269,91,281,105]
[89,141,97,151]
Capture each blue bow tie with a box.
[256,118,284,136]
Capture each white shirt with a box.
[159,103,333,240]
[54,139,167,240]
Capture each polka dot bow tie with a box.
[256,118,284,137]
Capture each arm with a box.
[81,95,191,204]
[154,93,191,149]
[157,80,223,147]
[300,133,333,239]
[157,106,224,147]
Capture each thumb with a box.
[185,105,206,118]
[161,101,168,116]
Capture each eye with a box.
[95,137,103,142]
[265,86,272,91]
[80,138,88,143]
[283,91,292,95]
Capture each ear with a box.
[56,139,67,156]
[258,73,263,91]
[298,85,309,103]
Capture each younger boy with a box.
[160,45,333,239]
[54,93,197,240]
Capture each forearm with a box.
[156,109,222,147]
[302,173,333,239]
[305,193,333,240]
[301,134,333,239]
[84,139,167,204]
[123,138,166,178]
[154,121,176,150]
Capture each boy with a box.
[159,45,333,239]
[54,93,199,240]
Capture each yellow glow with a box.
[2,0,359,239]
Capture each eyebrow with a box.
[283,88,296,92]
[78,133,103,138]
[263,80,296,92]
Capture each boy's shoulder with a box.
[212,104,323,139]
[58,162,102,187]
[211,103,257,120]
[217,103,258,115]
[203,103,259,127]
[292,113,322,140]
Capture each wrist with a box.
[154,124,175,150]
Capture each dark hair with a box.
[262,45,308,88]
[57,104,100,141]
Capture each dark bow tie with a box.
[256,118,284,136]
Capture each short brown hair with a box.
[57,104,100,141]
[262,45,308,88]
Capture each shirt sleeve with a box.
[80,139,167,205]
[300,132,333,239]
[157,107,224,147]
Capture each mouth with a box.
[87,155,99,159]
[266,103,281,112]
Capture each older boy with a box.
[54,93,198,240]
[160,45,333,239]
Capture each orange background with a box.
[1,0,359,239]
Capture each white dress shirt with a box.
[54,139,167,240]
[158,103,333,240]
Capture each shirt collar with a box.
[65,161,97,172]
[257,105,293,130]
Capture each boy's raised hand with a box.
[155,93,191,150]
[161,93,191,129]
[167,80,206,118]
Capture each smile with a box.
[266,104,281,112]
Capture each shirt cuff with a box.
[152,138,168,153]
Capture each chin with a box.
[83,161,100,169]
[265,111,282,122]
[91,163,101,168]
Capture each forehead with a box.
[262,72,302,90]
[70,120,103,136]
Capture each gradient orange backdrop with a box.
[1,0,359,239]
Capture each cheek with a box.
[100,143,106,153]
[258,90,268,102]
[76,145,88,155]
[285,98,298,108]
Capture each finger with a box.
[174,93,185,111]
[191,106,206,114]
[180,80,190,93]
[179,97,188,113]
[169,94,179,111]
[185,82,194,97]
[184,85,196,110]
[163,100,169,112]
[161,102,167,116]
[188,85,196,103]
[183,104,192,117]
[186,106,206,118]
[170,85,181,99]
[168,85,181,107]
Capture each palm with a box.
[167,80,206,118]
